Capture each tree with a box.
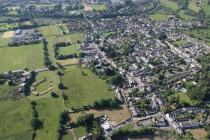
[58,83,64,89]
[51,92,59,98]
[76,113,94,127]
[109,75,125,87]
[31,118,43,130]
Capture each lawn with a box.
[150,13,169,20]
[0,44,44,72]
[0,82,10,98]
[39,25,62,37]
[92,4,107,11]
[160,0,179,11]
[59,43,81,55]
[34,97,64,140]
[178,10,194,21]
[0,98,32,140]
[73,126,87,139]
[61,65,114,109]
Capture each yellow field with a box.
[2,31,14,38]
[189,0,201,12]
[69,104,130,125]
[190,129,208,140]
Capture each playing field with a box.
[160,0,179,11]
[0,98,32,140]
[0,44,44,72]
[61,65,115,109]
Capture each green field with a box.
[35,71,60,95]
[150,13,169,20]
[184,29,210,44]
[0,44,44,72]
[35,97,64,140]
[172,39,188,46]
[61,66,114,109]
[160,0,179,11]
[92,4,107,11]
[74,126,87,139]
[169,92,192,104]
[200,0,210,16]
[0,82,10,98]
[39,25,62,37]
[47,33,85,63]
[178,10,194,21]
[0,23,18,31]
[0,98,32,140]
[59,44,81,55]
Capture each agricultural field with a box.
[178,10,194,21]
[0,98,32,140]
[92,4,107,11]
[0,32,12,47]
[0,44,44,72]
[150,13,169,21]
[59,43,81,55]
[0,22,18,32]
[61,65,115,109]
[0,82,10,98]
[34,97,64,140]
[160,0,179,11]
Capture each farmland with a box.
[0,44,44,72]
[61,65,115,109]
[59,43,81,55]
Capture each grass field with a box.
[200,0,210,16]
[160,0,179,11]
[178,10,194,21]
[0,82,10,98]
[0,44,44,72]
[0,23,18,32]
[59,44,81,55]
[170,92,192,104]
[172,39,188,46]
[35,71,60,96]
[92,4,107,11]
[184,29,210,44]
[189,1,201,12]
[47,33,85,63]
[34,97,64,140]
[61,65,114,109]
[39,25,62,37]
[0,98,32,140]
[73,126,87,139]
[150,13,169,20]
[0,33,12,47]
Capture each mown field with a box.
[61,65,114,109]
[0,98,32,140]
[92,4,107,11]
[0,44,44,72]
